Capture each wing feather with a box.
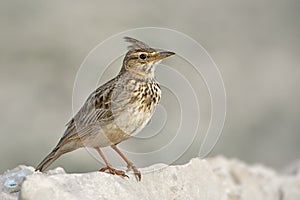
[63,77,119,140]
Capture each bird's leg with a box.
[111,144,141,181]
[95,147,128,178]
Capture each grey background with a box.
[0,0,299,173]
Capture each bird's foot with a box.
[99,165,129,179]
[127,163,141,181]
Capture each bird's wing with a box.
[62,77,120,140]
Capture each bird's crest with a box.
[124,36,152,50]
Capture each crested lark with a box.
[36,37,175,181]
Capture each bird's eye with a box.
[139,53,147,60]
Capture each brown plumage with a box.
[36,37,175,181]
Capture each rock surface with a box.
[1,157,300,200]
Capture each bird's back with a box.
[60,73,161,148]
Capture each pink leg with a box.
[111,144,141,181]
[95,147,128,178]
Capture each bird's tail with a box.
[35,146,63,172]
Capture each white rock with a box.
[0,165,35,200]
[0,157,300,200]
[20,158,224,200]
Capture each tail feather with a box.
[36,130,80,172]
[36,147,62,172]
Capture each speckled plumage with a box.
[36,37,174,180]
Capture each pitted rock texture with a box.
[1,157,299,200]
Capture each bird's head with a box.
[120,37,175,78]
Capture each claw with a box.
[99,166,129,179]
[127,164,141,181]
[99,166,109,172]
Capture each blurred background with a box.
[0,0,299,174]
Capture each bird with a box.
[35,36,175,181]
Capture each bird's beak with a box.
[156,51,175,60]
